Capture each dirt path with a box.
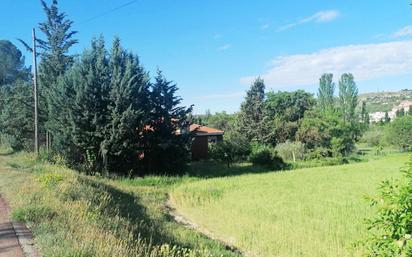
[0,196,25,257]
[0,154,39,257]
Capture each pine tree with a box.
[318,73,335,113]
[0,40,30,85]
[237,77,266,143]
[143,70,193,174]
[0,81,34,150]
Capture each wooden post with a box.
[32,28,39,155]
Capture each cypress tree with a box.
[29,0,78,150]
[101,38,150,174]
[237,77,266,143]
[68,37,110,172]
[143,70,193,174]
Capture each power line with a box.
[79,0,139,24]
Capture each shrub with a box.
[360,157,412,257]
[209,133,251,165]
[361,126,386,147]
[275,141,305,162]
[249,144,285,169]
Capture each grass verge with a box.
[0,151,241,257]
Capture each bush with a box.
[249,144,285,169]
[209,132,251,165]
[275,141,305,162]
[361,126,386,147]
[360,157,412,256]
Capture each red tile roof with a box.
[190,124,224,135]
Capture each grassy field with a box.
[171,154,410,257]
[0,150,240,257]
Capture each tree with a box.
[396,108,405,118]
[409,107,412,116]
[102,38,150,174]
[0,81,34,150]
[338,73,358,124]
[0,40,29,86]
[142,70,193,174]
[236,77,266,143]
[67,37,110,172]
[385,115,412,151]
[21,0,78,150]
[264,90,315,144]
[384,111,391,123]
[361,101,370,126]
[318,73,335,113]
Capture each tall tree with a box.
[338,73,358,124]
[318,73,335,113]
[25,0,78,150]
[237,77,266,143]
[0,40,29,85]
[361,101,370,126]
[67,37,110,172]
[101,38,150,174]
[142,70,193,174]
[264,90,315,144]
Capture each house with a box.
[189,124,224,160]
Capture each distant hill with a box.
[359,89,412,113]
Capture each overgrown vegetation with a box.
[0,151,240,257]
[359,156,412,257]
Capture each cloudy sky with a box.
[3,0,412,113]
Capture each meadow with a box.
[171,154,410,257]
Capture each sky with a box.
[2,0,412,114]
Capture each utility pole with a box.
[32,28,39,155]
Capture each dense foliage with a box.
[386,116,412,151]
[362,157,412,257]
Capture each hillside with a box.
[359,89,412,113]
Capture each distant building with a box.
[189,124,224,160]
[369,100,412,123]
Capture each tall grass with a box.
[0,152,240,257]
[171,154,410,257]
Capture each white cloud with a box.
[277,10,340,32]
[392,25,412,38]
[195,91,244,100]
[240,40,412,88]
[217,44,232,51]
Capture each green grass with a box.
[0,151,241,257]
[171,154,410,257]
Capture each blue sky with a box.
[2,0,412,113]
